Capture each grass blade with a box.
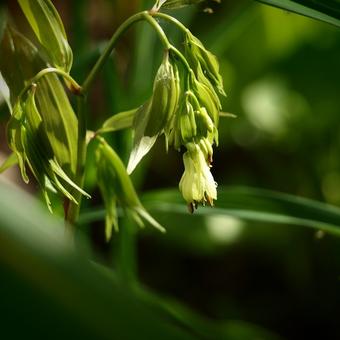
[140,186,340,235]
[255,0,340,27]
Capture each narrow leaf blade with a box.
[98,108,137,134]
[255,0,340,27]
[141,186,340,235]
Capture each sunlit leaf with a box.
[18,0,73,72]
[98,108,137,134]
[255,0,340,27]
[127,103,158,174]
[0,26,78,177]
[35,74,78,176]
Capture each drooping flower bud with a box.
[127,52,180,174]
[191,75,221,128]
[96,137,165,240]
[179,143,217,212]
[184,30,225,96]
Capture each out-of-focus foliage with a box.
[0,180,284,340]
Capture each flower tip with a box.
[188,202,196,214]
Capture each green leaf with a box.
[0,26,78,177]
[0,152,18,174]
[98,108,137,134]
[17,0,73,72]
[0,181,194,340]
[0,26,43,105]
[35,74,78,176]
[255,0,340,27]
[141,186,340,235]
[127,103,158,174]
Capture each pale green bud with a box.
[179,143,217,211]
[192,76,221,127]
[146,52,180,136]
[196,106,214,135]
[128,52,180,173]
[199,137,213,164]
[185,31,225,96]
[96,137,165,240]
[179,98,197,143]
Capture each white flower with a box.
[179,143,217,211]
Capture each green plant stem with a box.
[149,12,193,74]
[170,45,191,72]
[81,11,170,95]
[65,11,175,230]
[116,219,138,287]
[142,14,171,49]
[152,11,189,33]
[19,67,82,98]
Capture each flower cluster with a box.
[127,30,225,211]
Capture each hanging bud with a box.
[127,52,180,174]
[179,143,217,211]
[184,30,225,96]
[96,137,165,240]
[179,99,197,144]
[196,106,214,134]
[199,137,213,164]
[191,71,221,127]
[145,52,180,136]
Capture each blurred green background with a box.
[1,0,340,339]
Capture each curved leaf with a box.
[255,0,340,27]
[140,186,340,235]
[98,108,137,134]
